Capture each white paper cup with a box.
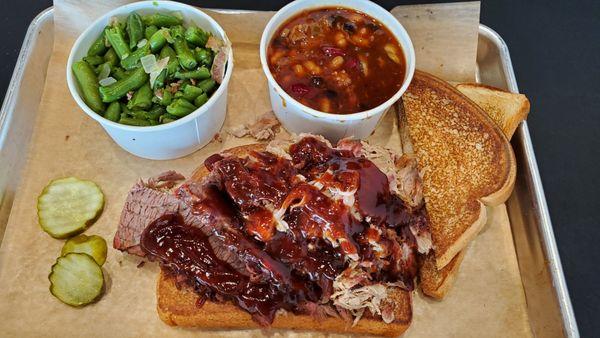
[260,0,415,142]
[67,1,233,160]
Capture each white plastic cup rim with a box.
[259,0,416,121]
[66,0,234,133]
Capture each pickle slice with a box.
[61,235,108,266]
[49,253,104,306]
[37,177,104,239]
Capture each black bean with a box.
[325,89,338,98]
[343,22,357,33]
[272,37,288,48]
[332,15,346,29]
[366,22,380,31]
[311,76,325,88]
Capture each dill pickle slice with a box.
[61,235,108,266]
[49,253,104,306]
[37,177,104,239]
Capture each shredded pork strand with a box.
[330,267,394,326]
[228,111,281,140]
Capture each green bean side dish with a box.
[72,11,227,126]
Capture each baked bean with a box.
[334,32,347,48]
[351,35,371,47]
[320,98,331,113]
[330,56,344,69]
[358,54,369,76]
[303,60,322,75]
[270,50,286,65]
[293,64,306,77]
[384,43,401,64]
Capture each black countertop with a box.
[1,1,598,336]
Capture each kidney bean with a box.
[290,83,311,96]
[345,57,358,69]
[322,46,346,57]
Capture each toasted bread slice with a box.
[412,81,529,299]
[401,70,516,269]
[418,251,466,299]
[456,83,530,139]
[157,270,412,337]
[157,143,412,336]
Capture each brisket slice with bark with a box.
[113,172,292,285]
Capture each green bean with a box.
[120,103,131,116]
[152,68,168,89]
[104,101,121,122]
[129,110,148,119]
[197,78,216,93]
[111,67,129,81]
[127,109,160,126]
[72,61,105,113]
[142,13,182,27]
[95,62,112,78]
[103,48,118,66]
[160,113,179,124]
[174,66,210,80]
[159,45,179,76]
[145,25,158,40]
[120,44,150,70]
[166,98,196,117]
[105,26,131,60]
[182,84,203,101]
[154,89,172,106]
[99,67,148,102]
[149,28,168,53]
[83,55,104,66]
[119,116,152,126]
[194,47,213,67]
[169,25,185,39]
[126,12,145,49]
[87,33,108,57]
[185,26,209,47]
[173,38,197,70]
[146,105,166,120]
[194,93,209,107]
[127,82,153,110]
[161,117,176,124]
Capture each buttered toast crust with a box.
[157,270,412,337]
[456,83,530,139]
[402,70,516,269]
[418,251,466,299]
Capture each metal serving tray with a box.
[0,7,578,338]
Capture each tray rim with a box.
[0,6,578,338]
[478,24,578,337]
[0,7,54,149]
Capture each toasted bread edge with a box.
[156,270,411,337]
[419,250,466,299]
[456,83,530,139]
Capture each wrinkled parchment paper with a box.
[0,1,532,337]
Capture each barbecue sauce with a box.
[141,213,288,324]
[141,136,426,326]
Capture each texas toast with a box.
[401,70,517,270]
